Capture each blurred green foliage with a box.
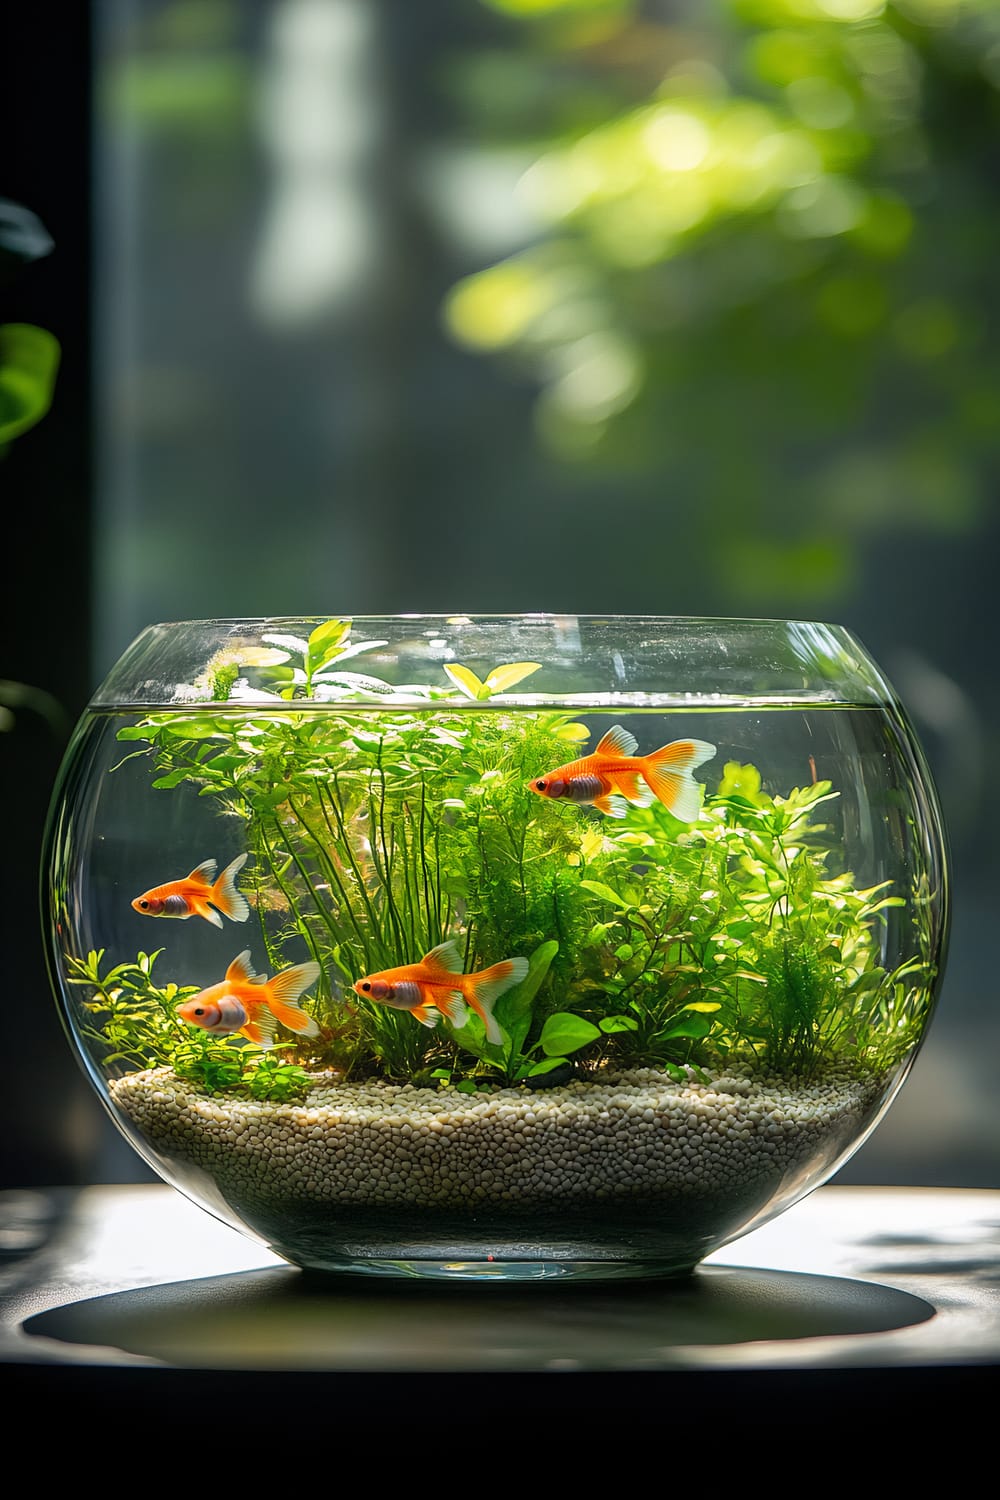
[0,323,61,447]
[445,0,1000,605]
[0,201,60,450]
[0,201,65,738]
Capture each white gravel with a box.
[109,1061,888,1209]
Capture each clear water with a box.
[43,700,948,1278]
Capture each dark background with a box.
[2,0,998,1191]
[2,6,100,1183]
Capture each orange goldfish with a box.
[353,941,529,1045]
[529,724,716,821]
[176,949,321,1049]
[131,853,250,928]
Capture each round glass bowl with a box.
[42,615,950,1280]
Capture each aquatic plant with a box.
[66,948,312,1100]
[78,622,935,1091]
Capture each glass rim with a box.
[83,612,901,714]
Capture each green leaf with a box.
[449,1010,490,1061]
[580,879,633,910]
[497,939,559,1027]
[716,761,764,802]
[151,769,194,789]
[492,939,559,1067]
[0,322,60,444]
[725,918,755,938]
[599,1014,639,1033]
[483,661,542,693]
[443,663,487,699]
[306,620,351,672]
[158,716,228,740]
[116,725,161,741]
[658,1013,714,1041]
[315,638,387,671]
[539,1012,601,1056]
[585,922,614,945]
[203,754,243,773]
[527,1056,569,1077]
[308,619,350,652]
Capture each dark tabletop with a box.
[2,1182,998,1437]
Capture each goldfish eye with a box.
[362,982,371,992]
[535,780,546,791]
[194,1008,204,1016]
[139,900,149,909]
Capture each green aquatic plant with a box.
[442,660,541,701]
[568,760,933,1076]
[114,631,600,1080]
[74,622,935,1091]
[65,948,312,1100]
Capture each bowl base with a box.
[297,1254,699,1283]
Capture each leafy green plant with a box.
[443,660,541,700]
[66,948,312,1100]
[66,621,936,1092]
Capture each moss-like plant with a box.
[69,621,936,1093]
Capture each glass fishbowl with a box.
[41,614,950,1280]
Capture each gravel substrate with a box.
[110,1061,887,1212]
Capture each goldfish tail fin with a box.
[433,990,467,1028]
[592,793,630,819]
[213,853,250,923]
[467,957,529,1045]
[267,960,321,1036]
[421,940,464,978]
[643,739,717,821]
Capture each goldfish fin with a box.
[196,902,224,929]
[421,940,464,978]
[612,772,653,807]
[592,793,629,818]
[213,853,250,923]
[226,949,256,984]
[643,739,717,821]
[466,957,529,1046]
[411,1002,440,1030]
[187,858,218,884]
[266,960,321,1036]
[595,725,638,758]
[433,990,467,1028]
[241,1015,276,1049]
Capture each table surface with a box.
[2,1182,998,1426]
